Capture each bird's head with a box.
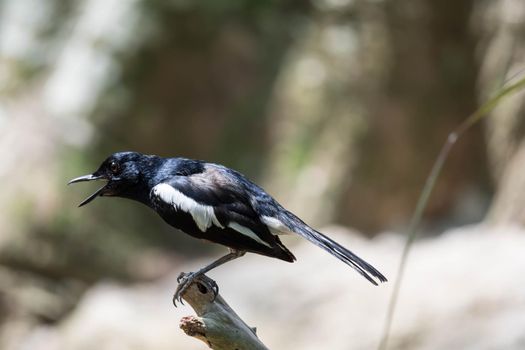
[68,151,157,206]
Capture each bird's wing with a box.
[150,164,282,250]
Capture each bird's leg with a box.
[173,249,246,306]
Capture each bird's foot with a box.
[172,272,219,307]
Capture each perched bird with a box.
[69,151,387,304]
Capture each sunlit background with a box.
[1,0,525,349]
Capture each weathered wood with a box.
[179,274,269,350]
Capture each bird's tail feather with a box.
[283,214,387,285]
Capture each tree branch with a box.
[179,274,269,350]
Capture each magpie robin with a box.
[69,152,387,304]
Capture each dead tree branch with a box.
[179,274,269,350]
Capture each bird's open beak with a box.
[68,174,103,184]
[68,174,108,207]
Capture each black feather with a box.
[282,213,387,285]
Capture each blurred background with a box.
[1,0,525,349]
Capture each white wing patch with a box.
[152,184,275,248]
[228,222,272,248]
[261,216,292,235]
[152,183,223,232]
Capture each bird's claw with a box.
[173,272,192,306]
[209,280,219,297]
[176,272,186,284]
[172,272,220,307]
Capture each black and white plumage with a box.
[69,151,387,303]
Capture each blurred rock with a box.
[6,224,525,350]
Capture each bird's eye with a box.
[109,161,120,174]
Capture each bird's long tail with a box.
[282,213,387,285]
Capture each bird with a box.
[69,151,387,304]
